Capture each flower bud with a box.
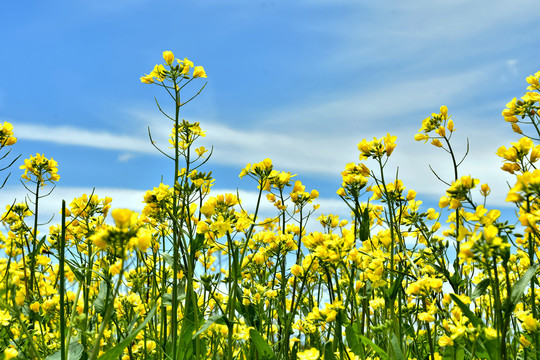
[163,51,175,66]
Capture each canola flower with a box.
[19,153,60,185]
[0,122,17,147]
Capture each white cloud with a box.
[117,153,137,163]
[14,123,155,155]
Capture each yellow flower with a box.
[447,119,455,132]
[291,264,303,277]
[112,208,136,229]
[384,133,397,156]
[163,51,175,66]
[136,227,152,252]
[297,348,320,360]
[522,314,540,333]
[193,66,207,78]
[440,105,448,119]
[484,327,498,340]
[4,347,18,360]
[480,183,491,196]
[20,153,60,185]
[438,335,454,347]
[91,227,109,250]
[519,334,532,347]
[512,123,523,134]
[0,122,17,147]
[179,58,194,75]
[110,259,123,276]
[0,309,12,326]
[140,74,154,84]
[431,138,443,148]
[418,312,435,322]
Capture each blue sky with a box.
[2,0,540,223]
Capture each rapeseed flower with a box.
[297,348,320,360]
[20,153,60,185]
[0,122,17,147]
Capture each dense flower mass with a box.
[0,55,539,360]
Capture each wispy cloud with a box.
[14,123,154,154]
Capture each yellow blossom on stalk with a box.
[297,348,320,360]
[0,121,17,147]
[269,170,297,189]
[0,309,11,326]
[3,347,18,360]
[239,158,274,181]
[290,181,318,206]
[523,92,540,103]
[417,106,451,141]
[112,209,136,230]
[291,264,304,277]
[358,133,397,160]
[445,175,479,209]
[163,50,175,66]
[521,314,540,333]
[520,334,532,347]
[20,153,60,185]
[418,312,436,322]
[431,138,443,148]
[484,327,498,340]
[438,335,454,347]
[480,183,490,196]
[506,169,540,203]
[141,51,206,83]
[526,71,540,90]
[179,57,194,75]
[136,227,152,252]
[193,66,207,78]
[447,119,455,132]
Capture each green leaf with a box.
[359,335,390,360]
[449,293,483,328]
[389,333,405,360]
[359,206,370,242]
[345,325,363,357]
[481,337,499,360]
[32,235,48,257]
[324,340,336,360]
[162,292,186,306]
[93,281,113,315]
[97,306,157,360]
[455,347,465,360]
[193,314,227,339]
[506,264,539,312]
[385,273,404,303]
[471,278,490,301]
[249,328,276,360]
[178,284,197,360]
[442,345,454,360]
[45,341,85,360]
[162,253,175,268]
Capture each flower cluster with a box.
[19,153,60,185]
[0,122,17,147]
[140,51,206,84]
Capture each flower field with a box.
[0,51,539,360]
